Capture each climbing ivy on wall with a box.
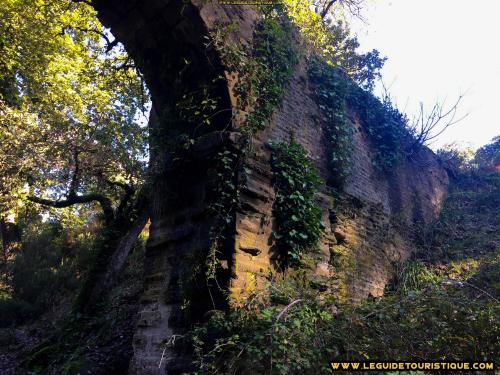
[176,80,221,127]
[205,147,240,282]
[172,8,303,310]
[309,57,407,182]
[270,140,323,267]
[195,8,301,283]
[175,146,241,317]
[211,7,299,135]
[243,10,299,133]
[347,84,406,171]
[308,59,352,188]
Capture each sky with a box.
[349,0,500,150]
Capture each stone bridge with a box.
[90,1,448,373]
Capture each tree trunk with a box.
[86,209,149,307]
[0,217,20,265]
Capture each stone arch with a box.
[90,1,237,373]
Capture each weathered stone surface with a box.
[224,55,448,302]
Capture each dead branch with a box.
[406,93,469,156]
[318,0,365,20]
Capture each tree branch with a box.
[319,0,364,20]
[104,179,134,194]
[405,93,468,156]
[321,0,338,18]
[112,56,135,71]
[68,148,80,197]
[105,179,135,216]
[64,25,118,53]
[28,193,114,222]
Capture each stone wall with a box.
[228,57,449,303]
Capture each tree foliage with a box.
[0,0,148,219]
[0,0,150,317]
[437,137,500,177]
[283,0,385,90]
[475,136,500,172]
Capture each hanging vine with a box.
[210,7,300,136]
[309,59,352,188]
[270,140,323,267]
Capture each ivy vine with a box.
[347,85,406,171]
[309,57,407,179]
[175,79,222,127]
[168,8,302,311]
[198,8,300,281]
[309,59,352,188]
[244,10,299,134]
[211,8,299,136]
[270,140,323,267]
[205,147,240,282]
[177,146,241,315]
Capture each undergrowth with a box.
[21,234,146,374]
[180,261,498,375]
[419,172,500,263]
[0,219,93,327]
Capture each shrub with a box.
[0,218,94,327]
[0,297,38,327]
[182,262,498,374]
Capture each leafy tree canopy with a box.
[437,137,500,176]
[283,0,385,90]
[475,136,500,172]
[0,0,148,220]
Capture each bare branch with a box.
[406,93,469,156]
[319,0,365,20]
[276,299,303,321]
